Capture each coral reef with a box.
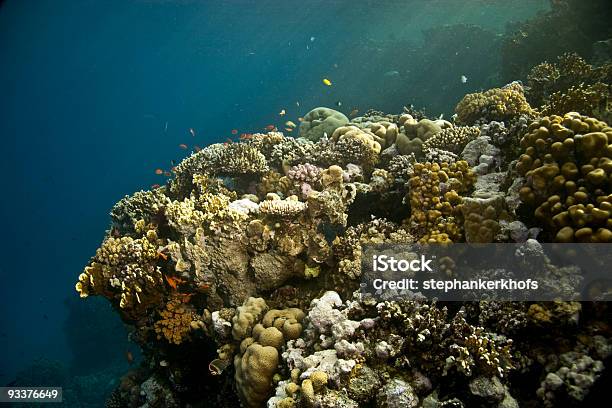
[78,97,611,407]
[526,53,611,119]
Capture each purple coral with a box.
[287,163,322,184]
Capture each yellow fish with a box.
[279,109,286,116]
[322,78,332,86]
[285,120,296,128]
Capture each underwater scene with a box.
[1,0,612,407]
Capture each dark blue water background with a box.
[0,0,548,382]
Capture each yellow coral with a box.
[407,161,475,243]
[76,231,164,318]
[455,82,535,125]
[154,298,199,345]
[517,112,611,242]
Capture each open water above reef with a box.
[9,0,607,405]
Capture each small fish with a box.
[310,36,316,42]
[197,282,211,292]
[322,78,332,86]
[155,168,164,175]
[170,160,176,166]
[160,360,169,367]
[151,183,161,189]
[461,75,468,83]
[265,124,276,131]
[164,121,168,133]
[226,138,233,144]
[158,250,168,261]
[209,359,230,376]
[285,127,293,132]
[349,108,359,117]
[285,120,296,128]
[163,171,172,177]
[279,109,286,116]
[126,351,134,364]
[164,275,184,289]
[240,133,253,140]
[296,101,300,107]
[231,129,238,135]
[189,128,195,137]
[194,145,201,152]
[297,117,304,122]
[383,70,400,77]
[179,143,188,149]
[335,101,342,107]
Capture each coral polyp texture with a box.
[80,83,611,406]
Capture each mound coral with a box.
[517,112,612,242]
[299,107,349,142]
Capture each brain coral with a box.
[517,112,611,242]
[299,107,349,142]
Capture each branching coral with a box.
[76,230,164,318]
[455,82,535,125]
[79,96,611,408]
[110,189,168,234]
[527,53,611,118]
[423,125,481,154]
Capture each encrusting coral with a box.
[78,81,611,406]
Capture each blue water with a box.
[0,0,549,392]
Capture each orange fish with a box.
[240,133,252,140]
[231,129,238,135]
[265,125,276,131]
[126,351,134,364]
[155,169,163,175]
[189,128,196,137]
[179,143,188,149]
[285,127,293,132]
[163,171,171,177]
[151,183,161,189]
[164,275,183,290]
[157,250,168,261]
